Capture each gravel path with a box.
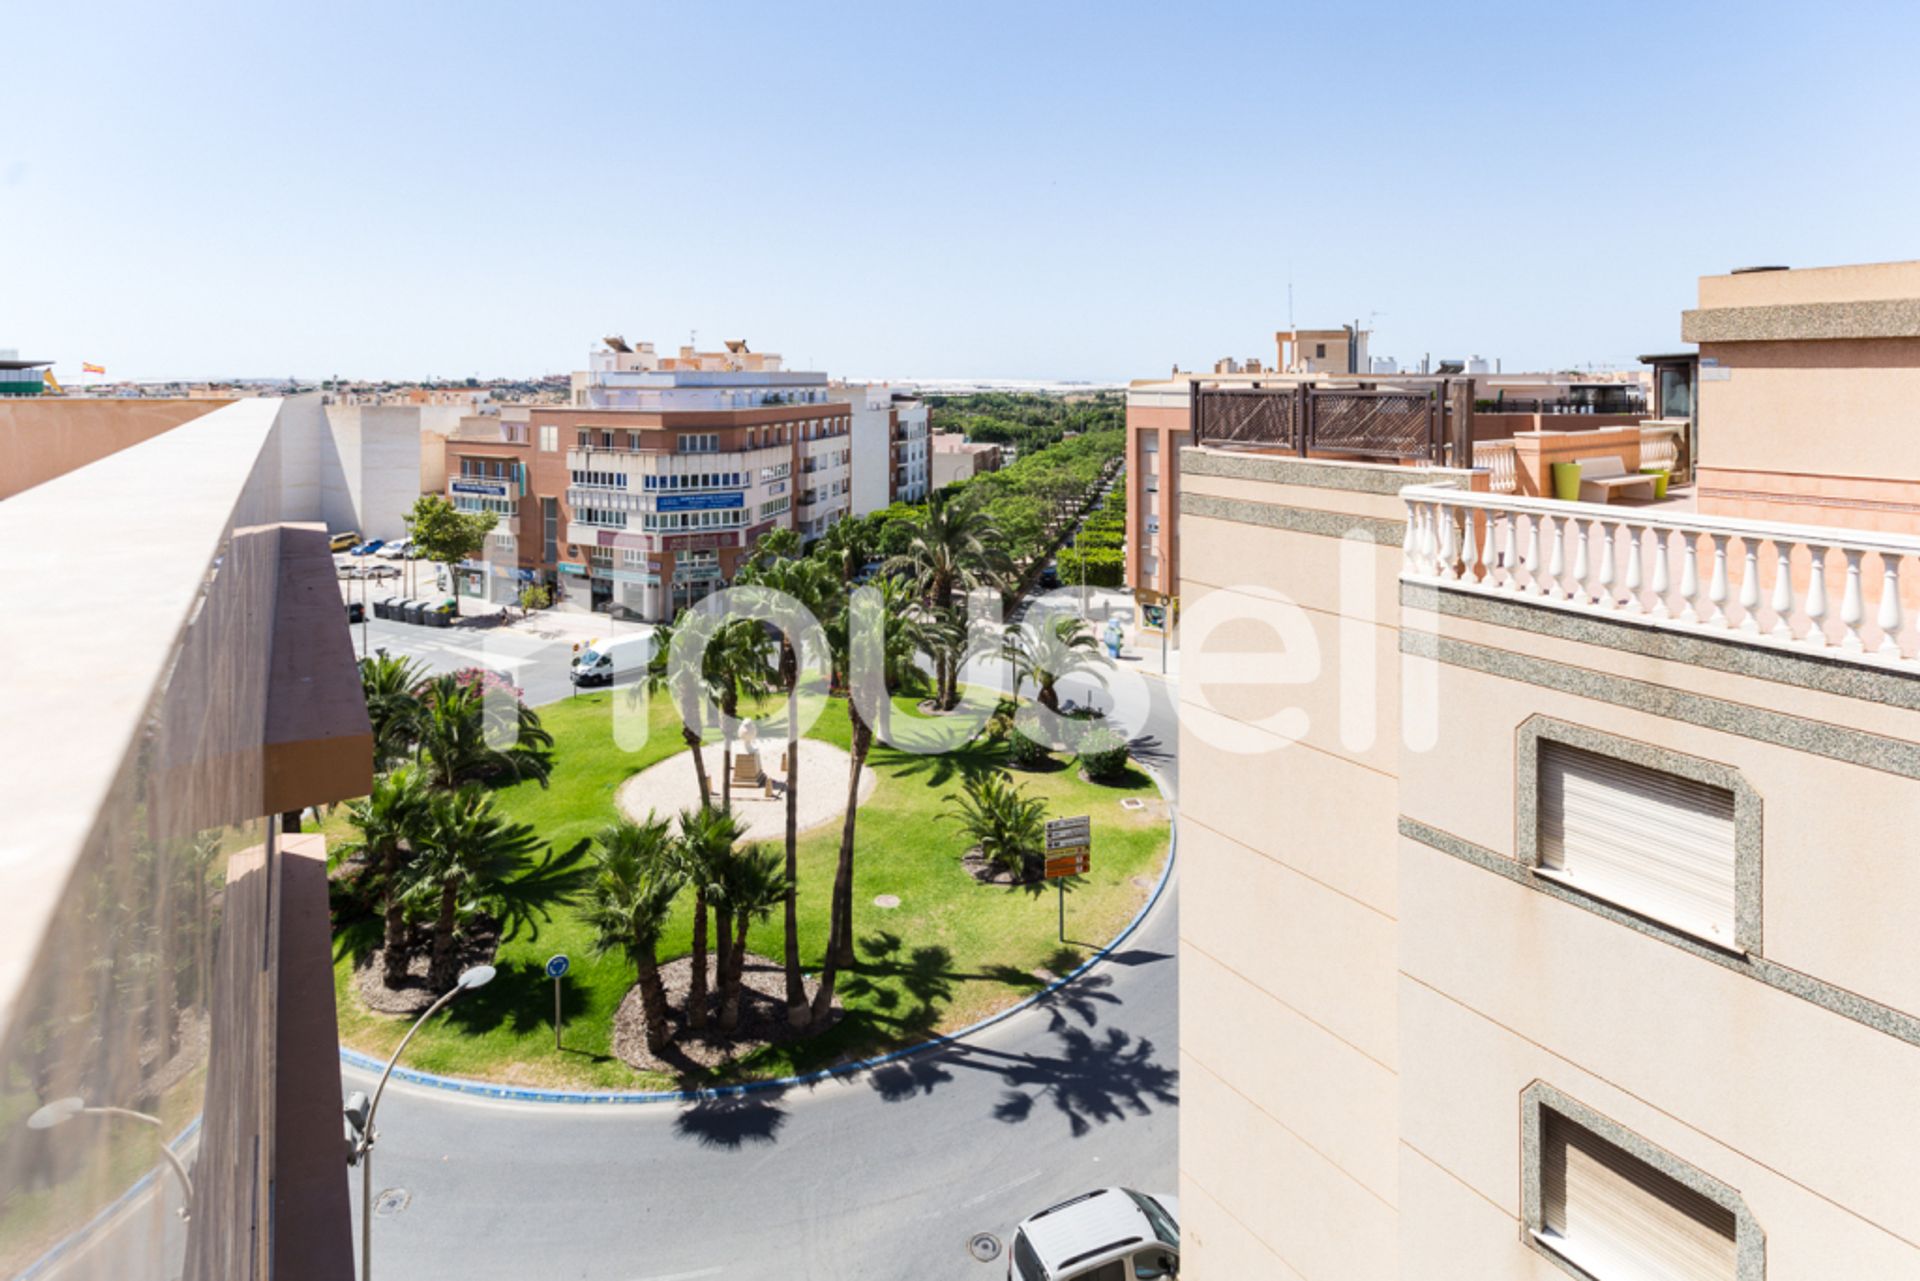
[615,739,876,841]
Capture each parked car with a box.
[330,530,361,553]
[377,539,411,559]
[1009,1188,1178,1281]
[1039,563,1061,590]
[570,633,656,686]
[349,539,386,557]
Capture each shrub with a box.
[1075,725,1131,782]
[1008,729,1052,768]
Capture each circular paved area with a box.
[616,739,877,841]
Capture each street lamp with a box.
[28,1097,194,1218]
[345,964,493,1281]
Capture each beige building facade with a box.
[1176,264,1920,1278]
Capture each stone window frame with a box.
[1515,715,1763,955]
[1520,1082,1766,1281]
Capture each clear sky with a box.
[4,0,1918,384]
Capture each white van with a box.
[1009,1188,1179,1280]
[569,632,656,687]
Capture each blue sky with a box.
[4,0,1918,383]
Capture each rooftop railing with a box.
[1192,378,1477,465]
[1402,483,1920,664]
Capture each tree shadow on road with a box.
[972,1024,1178,1138]
[672,1090,790,1149]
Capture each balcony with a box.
[1193,378,1477,464]
[1401,483,1920,665]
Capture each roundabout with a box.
[614,735,877,842]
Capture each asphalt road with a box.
[340,617,1181,1280]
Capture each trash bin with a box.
[427,604,452,629]
[1638,466,1670,499]
[402,599,426,625]
[1551,461,1583,502]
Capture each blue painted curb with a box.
[340,769,1178,1106]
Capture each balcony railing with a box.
[1193,379,1477,465]
[1402,483,1920,664]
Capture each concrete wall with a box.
[320,403,433,540]
[1175,442,1920,1276]
[0,398,227,499]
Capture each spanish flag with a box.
[82,362,105,375]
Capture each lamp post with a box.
[345,964,494,1281]
[28,1097,194,1217]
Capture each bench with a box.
[1575,456,1660,504]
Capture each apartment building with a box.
[524,341,852,619]
[1277,324,1370,375]
[839,381,930,515]
[1176,261,1920,1277]
[443,410,537,599]
[0,397,371,1279]
[928,430,1002,487]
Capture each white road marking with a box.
[627,1267,723,1281]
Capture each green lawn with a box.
[330,689,1171,1090]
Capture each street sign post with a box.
[546,953,570,1049]
[1045,816,1092,942]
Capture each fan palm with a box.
[581,815,683,1055]
[1006,613,1105,715]
[359,651,428,769]
[413,672,553,793]
[339,765,432,987]
[884,492,1011,708]
[674,804,745,1033]
[944,768,1048,880]
[815,514,879,587]
[409,786,545,991]
[713,843,789,1034]
[737,554,840,1023]
[647,611,713,809]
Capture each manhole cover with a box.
[967,1232,1003,1263]
[374,1188,411,1218]
[873,894,901,909]
[1121,797,1147,811]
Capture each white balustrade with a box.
[1401,483,1920,665]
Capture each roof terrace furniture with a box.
[1574,456,1661,504]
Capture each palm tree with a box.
[743,526,802,572]
[707,619,774,811]
[884,492,1011,708]
[581,815,682,1055]
[646,611,713,809]
[340,766,431,987]
[413,671,553,793]
[360,651,428,769]
[944,768,1048,881]
[674,804,745,1033]
[1006,614,1104,714]
[738,554,839,1023]
[410,786,545,991]
[815,514,879,587]
[714,843,789,1034]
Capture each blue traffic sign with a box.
[545,954,570,979]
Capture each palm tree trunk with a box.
[634,950,672,1055]
[688,887,709,1031]
[782,676,805,1024]
[812,715,870,1025]
[381,844,411,987]
[681,720,712,809]
[428,878,460,992]
[831,713,871,969]
[721,910,750,1033]
[712,902,733,1027]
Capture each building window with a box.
[577,507,628,528]
[1523,1085,1758,1281]
[539,425,558,452]
[1315,342,1327,358]
[1519,719,1759,952]
[542,497,558,562]
[678,433,719,453]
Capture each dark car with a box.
[1039,564,1061,590]
[346,601,365,624]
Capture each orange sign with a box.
[1045,851,1090,879]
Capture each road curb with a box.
[338,768,1178,1106]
